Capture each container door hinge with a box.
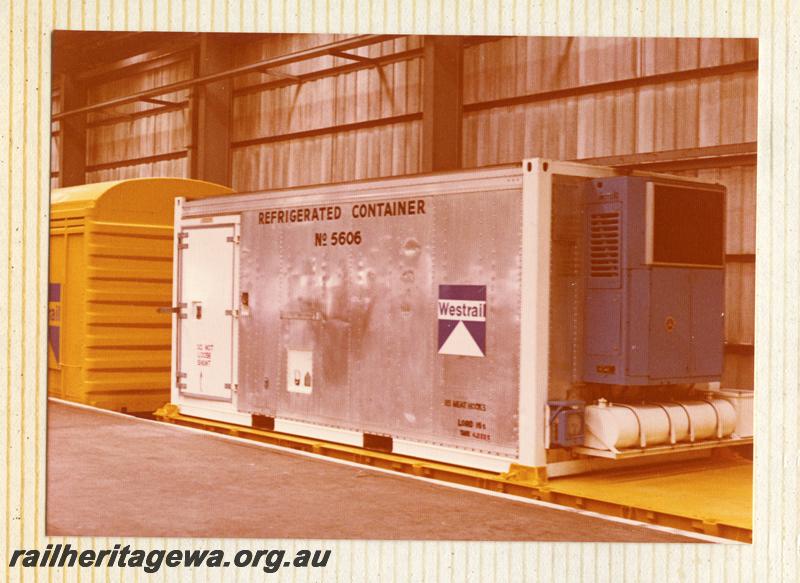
[175,368,187,389]
[227,235,240,244]
[224,383,238,392]
[177,232,189,249]
[225,309,240,318]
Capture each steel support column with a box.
[192,35,233,186]
[422,36,463,172]
[58,73,87,187]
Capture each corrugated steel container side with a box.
[234,187,522,457]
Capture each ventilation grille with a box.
[589,211,621,278]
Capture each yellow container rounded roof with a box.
[51,177,233,224]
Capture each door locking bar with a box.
[158,303,187,318]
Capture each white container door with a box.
[177,223,238,402]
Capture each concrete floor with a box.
[47,401,694,541]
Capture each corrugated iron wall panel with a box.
[230,36,423,191]
[84,56,194,182]
[672,164,756,388]
[86,157,190,183]
[462,39,757,164]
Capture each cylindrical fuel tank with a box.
[583,399,736,451]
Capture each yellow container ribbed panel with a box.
[48,178,233,412]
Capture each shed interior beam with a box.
[86,101,189,128]
[259,68,301,81]
[329,50,377,65]
[141,97,182,107]
[464,60,758,113]
[53,34,400,121]
[236,47,422,97]
[582,142,757,172]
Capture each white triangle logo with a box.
[439,321,484,357]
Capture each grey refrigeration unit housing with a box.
[582,175,726,386]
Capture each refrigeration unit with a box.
[166,159,751,478]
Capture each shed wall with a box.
[51,34,756,388]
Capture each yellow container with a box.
[49,178,233,412]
